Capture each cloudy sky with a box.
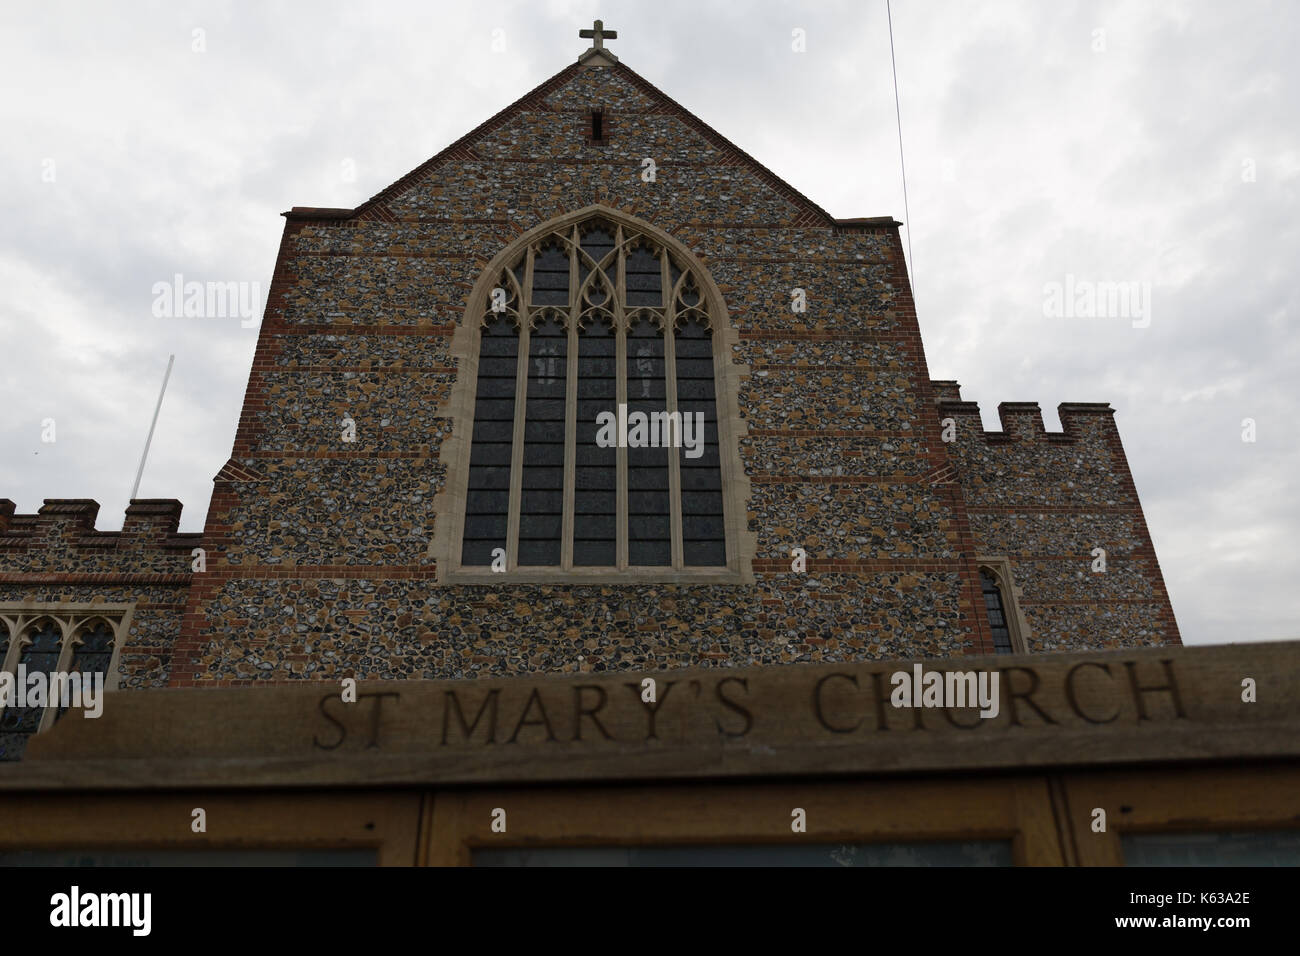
[1,0,1295,645]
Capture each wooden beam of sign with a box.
[3,641,1298,791]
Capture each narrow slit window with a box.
[980,568,1015,655]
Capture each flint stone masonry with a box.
[0,500,198,687]
[741,435,932,479]
[183,571,971,681]
[936,386,1180,649]
[0,55,1179,692]
[253,371,453,453]
[222,458,439,567]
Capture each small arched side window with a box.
[978,562,1029,655]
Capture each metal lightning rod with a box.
[130,353,174,501]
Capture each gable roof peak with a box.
[323,45,854,228]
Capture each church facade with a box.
[0,34,1181,748]
[9,26,1300,875]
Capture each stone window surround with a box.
[431,204,755,586]
[975,557,1031,655]
[0,601,133,733]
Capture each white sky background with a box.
[0,0,1295,645]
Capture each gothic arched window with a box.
[444,212,747,583]
[978,562,1028,655]
[0,620,62,744]
[57,620,117,720]
[0,605,130,761]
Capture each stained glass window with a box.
[0,609,126,761]
[0,620,62,760]
[518,312,567,566]
[460,217,728,572]
[980,569,1014,654]
[56,621,116,721]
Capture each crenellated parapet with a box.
[0,499,201,576]
[929,380,1180,649]
[0,498,202,691]
[933,388,1131,506]
[929,380,963,404]
[932,382,1119,446]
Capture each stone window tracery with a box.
[0,604,131,760]
[457,216,729,575]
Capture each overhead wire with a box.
[886,0,916,297]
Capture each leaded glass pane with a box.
[625,245,662,308]
[0,621,62,761]
[518,314,567,566]
[980,570,1014,654]
[57,622,115,721]
[530,243,569,307]
[627,316,670,566]
[675,316,724,566]
[460,218,729,575]
[575,320,617,566]
[462,315,518,566]
[580,226,616,265]
[577,226,616,294]
[70,622,114,677]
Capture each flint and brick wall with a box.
[0,59,1178,691]
[167,61,1004,685]
[0,499,200,687]
[934,384,1181,650]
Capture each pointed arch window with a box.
[451,215,740,581]
[977,560,1029,655]
[0,605,131,761]
[0,620,62,750]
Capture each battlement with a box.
[931,382,1116,445]
[0,498,201,554]
[0,498,199,690]
[930,380,963,403]
[932,381,1140,513]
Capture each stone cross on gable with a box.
[579,19,617,51]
